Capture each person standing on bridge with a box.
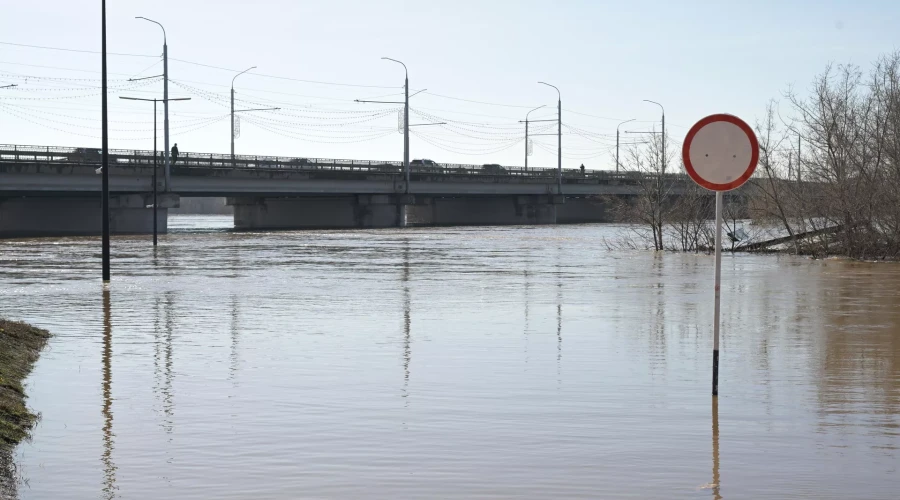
[171,143,179,166]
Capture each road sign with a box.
[682,114,759,192]
[682,113,759,398]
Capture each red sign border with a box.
[682,114,759,192]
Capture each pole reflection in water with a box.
[523,248,531,360]
[230,294,239,384]
[556,244,562,377]
[160,291,175,435]
[712,396,722,500]
[401,240,411,401]
[101,287,117,499]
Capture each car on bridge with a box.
[410,159,442,172]
[374,163,401,173]
[482,164,507,175]
[73,148,102,162]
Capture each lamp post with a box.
[231,66,255,165]
[136,16,170,189]
[616,118,635,174]
[519,105,550,173]
[119,96,190,246]
[382,57,409,188]
[644,100,665,174]
[355,60,442,228]
[101,0,110,282]
[538,82,562,193]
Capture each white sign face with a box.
[682,114,759,191]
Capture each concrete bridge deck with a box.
[0,144,696,236]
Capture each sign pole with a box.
[681,113,759,399]
[713,190,723,396]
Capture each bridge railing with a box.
[0,143,680,184]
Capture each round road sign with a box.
[682,114,759,191]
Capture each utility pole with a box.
[356,59,443,227]
[616,118,635,174]
[644,100,665,174]
[379,58,410,188]
[797,134,802,182]
[520,105,554,173]
[120,95,190,246]
[230,66,271,166]
[101,0,110,282]
[539,82,562,193]
[136,17,170,188]
[232,67,256,165]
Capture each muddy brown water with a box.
[1,216,899,499]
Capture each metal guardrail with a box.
[0,143,683,183]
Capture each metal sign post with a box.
[682,114,759,396]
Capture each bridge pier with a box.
[0,194,178,238]
[409,195,562,226]
[228,195,405,230]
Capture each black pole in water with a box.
[101,0,111,282]
[153,100,158,246]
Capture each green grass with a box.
[0,319,50,450]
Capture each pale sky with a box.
[1,0,896,170]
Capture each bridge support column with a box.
[228,195,406,230]
[556,196,612,223]
[409,195,559,226]
[0,194,178,238]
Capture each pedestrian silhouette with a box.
[171,143,179,165]
[580,163,585,177]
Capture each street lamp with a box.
[538,81,562,193]
[616,118,635,174]
[101,0,110,282]
[382,57,409,189]
[644,99,665,174]
[119,96,190,246]
[519,105,555,173]
[231,66,255,164]
[136,16,171,189]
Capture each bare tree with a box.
[611,128,678,250]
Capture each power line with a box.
[421,91,539,109]
[0,40,157,58]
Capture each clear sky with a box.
[1,0,897,170]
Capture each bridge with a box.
[0,144,689,236]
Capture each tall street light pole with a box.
[616,118,635,174]
[232,66,256,165]
[644,100,665,174]
[101,0,110,282]
[382,58,409,189]
[539,82,562,194]
[119,96,190,246]
[136,17,170,189]
[519,105,549,172]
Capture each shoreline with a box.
[0,319,51,497]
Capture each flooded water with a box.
[2,216,899,499]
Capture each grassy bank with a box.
[0,319,50,448]
[1,319,49,497]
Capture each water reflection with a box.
[556,244,562,376]
[159,291,175,435]
[402,240,411,401]
[5,221,900,499]
[230,294,239,384]
[100,287,117,499]
[711,396,722,500]
[816,270,900,439]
